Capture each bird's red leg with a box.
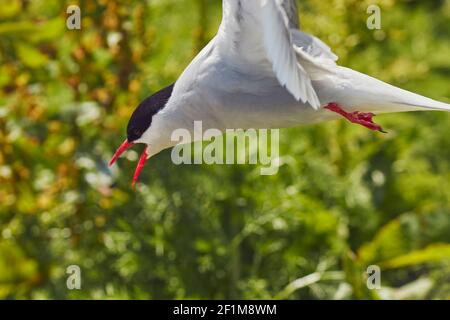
[132,146,149,187]
[325,103,387,133]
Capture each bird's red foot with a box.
[325,103,387,133]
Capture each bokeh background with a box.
[0,0,449,300]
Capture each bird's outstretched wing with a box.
[279,0,300,28]
[218,0,334,109]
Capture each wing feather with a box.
[260,0,320,109]
[218,0,339,110]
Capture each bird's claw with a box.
[325,103,387,133]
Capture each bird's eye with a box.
[133,129,141,137]
[127,126,143,142]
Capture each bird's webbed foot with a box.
[325,103,387,133]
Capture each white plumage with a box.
[147,0,449,149]
[111,0,450,184]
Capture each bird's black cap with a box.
[127,83,175,142]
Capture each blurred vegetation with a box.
[0,0,449,300]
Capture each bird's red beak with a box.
[109,139,134,167]
[110,139,149,187]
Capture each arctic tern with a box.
[110,0,450,185]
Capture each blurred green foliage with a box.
[0,0,449,300]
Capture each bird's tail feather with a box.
[399,97,450,112]
[344,68,450,114]
[384,86,450,113]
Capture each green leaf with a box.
[15,42,48,68]
[28,18,65,43]
[0,0,21,19]
[0,21,36,36]
[380,244,450,269]
[358,219,408,265]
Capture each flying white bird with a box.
[110,0,450,185]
